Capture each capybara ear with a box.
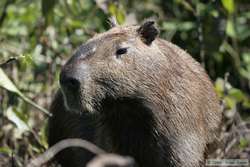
[137,21,159,45]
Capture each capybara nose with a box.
[59,71,80,91]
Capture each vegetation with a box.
[0,0,249,166]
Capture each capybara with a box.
[48,21,222,167]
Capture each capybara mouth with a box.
[60,88,82,113]
[61,86,102,114]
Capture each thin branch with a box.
[0,57,17,67]
[87,154,135,167]
[20,94,52,117]
[27,138,106,167]
[225,138,238,154]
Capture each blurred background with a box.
[0,0,249,166]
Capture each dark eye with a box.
[116,48,127,57]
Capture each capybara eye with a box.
[116,48,128,57]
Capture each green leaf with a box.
[221,0,235,14]
[162,21,195,31]
[116,9,125,25]
[0,147,12,156]
[162,22,177,31]
[214,78,232,97]
[20,54,33,70]
[242,99,250,108]
[214,78,224,95]
[0,68,22,94]
[239,68,250,80]
[228,88,245,102]
[176,0,195,13]
[20,54,33,65]
[108,4,116,17]
[239,137,249,149]
[6,107,29,134]
[224,96,236,109]
[226,19,236,38]
[0,68,51,116]
[210,10,219,18]
[108,3,125,25]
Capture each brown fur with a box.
[48,22,222,167]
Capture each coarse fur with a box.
[48,21,222,167]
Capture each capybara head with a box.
[59,21,168,113]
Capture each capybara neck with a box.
[97,97,173,167]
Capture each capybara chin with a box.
[48,21,222,167]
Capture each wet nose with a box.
[59,69,80,91]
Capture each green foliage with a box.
[42,0,57,24]
[239,137,249,149]
[0,0,250,165]
[0,68,50,115]
[221,0,235,14]
[215,78,250,110]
